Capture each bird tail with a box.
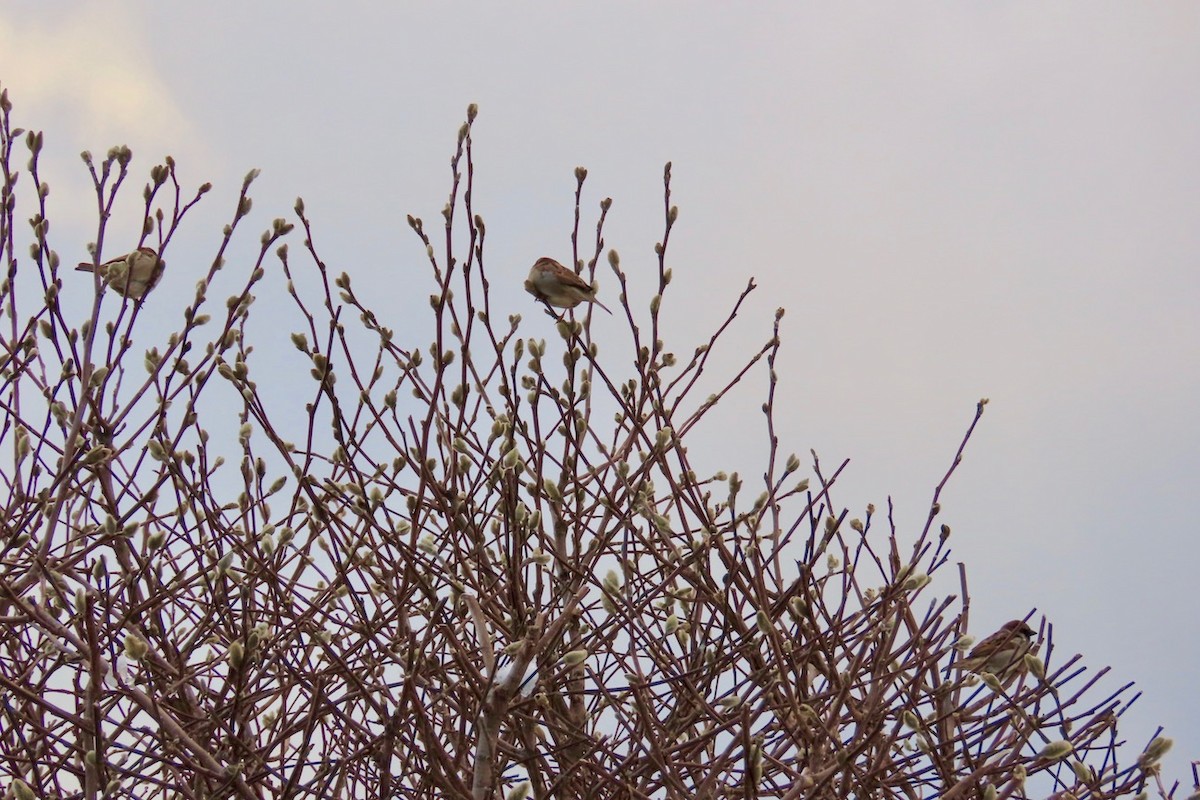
[593,298,613,315]
[76,262,96,273]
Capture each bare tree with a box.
[0,90,1191,799]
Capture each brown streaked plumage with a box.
[958,619,1036,679]
[76,247,164,299]
[524,257,611,314]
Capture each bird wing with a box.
[548,262,595,293]
[77,254,132,272]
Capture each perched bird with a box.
[76,247,164,299]
[524,257,611,314]
[958,619,1036,678]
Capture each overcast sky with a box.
[2,2,1197,783]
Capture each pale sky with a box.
[2,2,1197,783]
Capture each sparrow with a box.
[958,619,1036,678]
[524,257,612,314]
[76,247,164,299]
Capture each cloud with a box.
[0,8,197,157]
[0,6,215,242]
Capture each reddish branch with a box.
[0,91,1184,800]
